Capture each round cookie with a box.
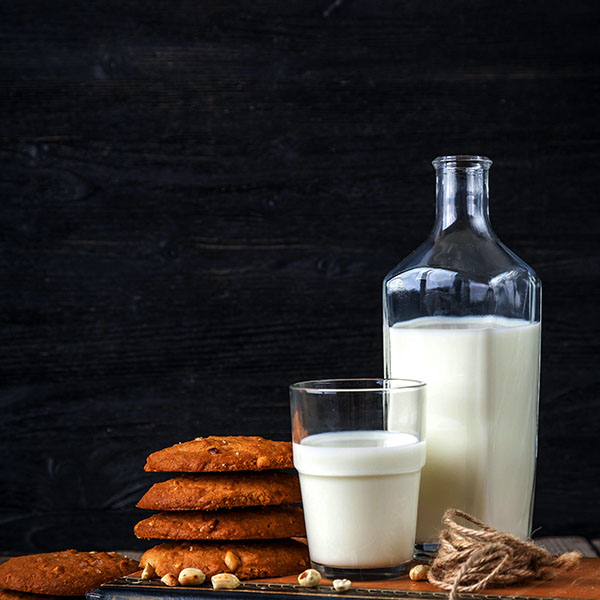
[0,550,139,596]
[134,505,306,540]
[136,471,301,511]
[144,436,293,472]
[140,539,309,580]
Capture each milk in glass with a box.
[293,430,426,567]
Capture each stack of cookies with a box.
[135,436,310,580]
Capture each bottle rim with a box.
[432,155,492,170]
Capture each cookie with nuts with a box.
[144,436,293,472]
[134,505,306,540]
[136,471,301,511]
[0,550,139,596]
[140,539,310,580]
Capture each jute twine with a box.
[427,509,582,600]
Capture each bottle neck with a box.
[433,165,492,236]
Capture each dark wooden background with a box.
[0,0,598,552]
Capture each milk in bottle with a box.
[383,156,541,544]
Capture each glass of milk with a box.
[290,378,426,581]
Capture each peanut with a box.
[409,564,429,581]
[161,574,179,587]
[211,573,241,589]
[333,579,352,592]
[141,563,155,580]
[178,567,206,586]
[298,568,321,587]
[224,550,241,572]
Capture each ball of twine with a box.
[427,509,582,600]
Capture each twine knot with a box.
[427,509,582,600]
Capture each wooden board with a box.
[88,558,600,600]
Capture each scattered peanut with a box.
[211,573,241,589]
[224,550,241,572]
[333,579,352,592]
[141,563,155,580]
[161,574,179,587]
[409,564,429,581]
[298,568,321,587]
[178,567,206,586]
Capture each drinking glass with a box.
[290,378,426,581]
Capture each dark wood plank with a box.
[0,0,598,551]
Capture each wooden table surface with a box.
[89,549,600,600]
[2,537,599,600]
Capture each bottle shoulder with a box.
[384,231,540,287]
[383,231,541,323]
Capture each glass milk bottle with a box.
[383,155,541,545]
